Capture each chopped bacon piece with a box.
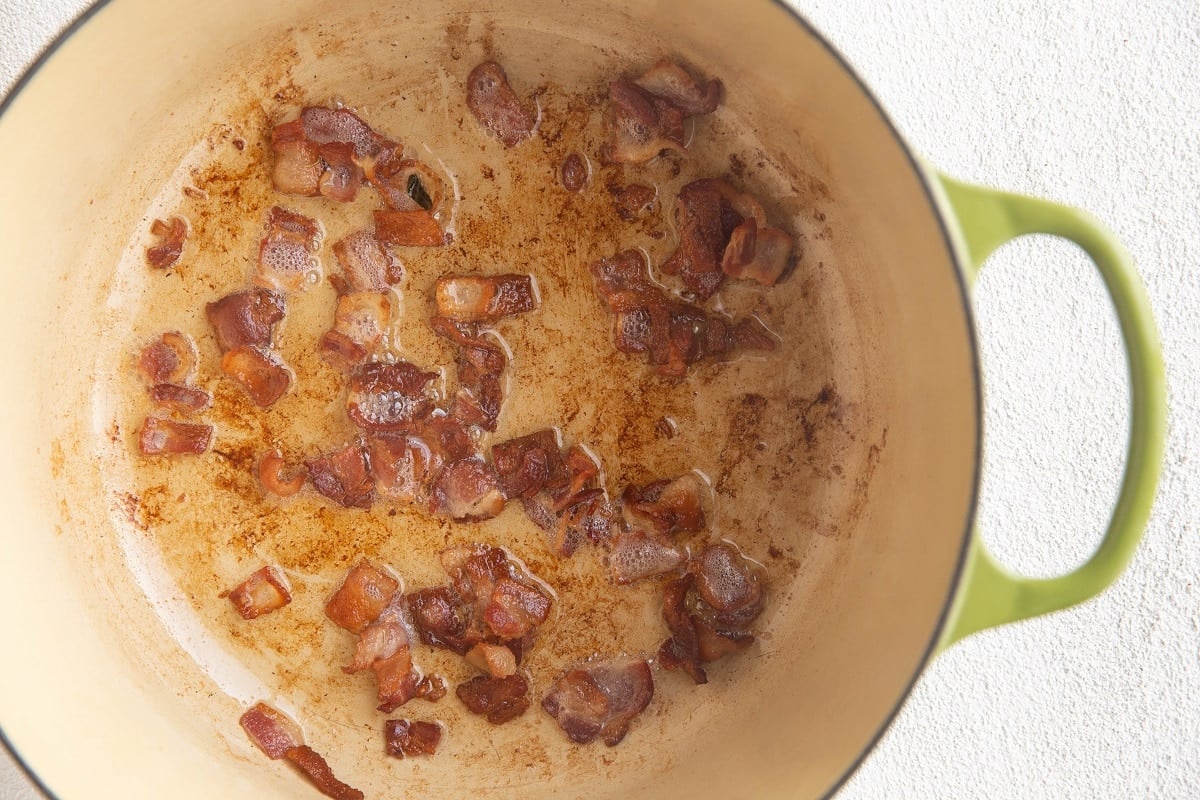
[656,574,707,684]
[607,528,686,585]
[333,229,402,291]
[325,560,399,634]
[138,416,212,456]
[240,702,302,759]
[283,745,365,800]
[300,105,389,159]
[542,658,654,746]
[406,586,473,654]
[434,274,539,323]
[433,457,505,522]
[205,288,285,353]
[149,383,212,415]
[344,604,409,675]
[415,674,448,702]
[220,346,291,407]
[369,155,445,213]
[591,249,776,377]
[622,474,706,537]
[384,719,442,758]
[430,317,507,431]
[607,79,685,164]
[259,449,306,497]
[271,111,377,201]
[346,360,437,432]
[372,647,421,713]
[307,443,375,509]
[692,542,766,630]
[456,674,530,724]
[694,617,755,662]
[373,209,445,247]
[560,152,588,192]
[633,58,722,117]
[137,331,197,385]
[258,206,321,292]
[466,61,537,148]
[270,136,323,197]
[484,577,553,640]
[722,221,794,286]
[316,141,363,202]
[660,178,741,300]
[527,488,616,556]
[367,435,442,505]
[609,183,657,221]
[465,642,518,679]
[146,216,188,269]
[320,291,392,372]
[490,428,565,499]
[227,565,292,620]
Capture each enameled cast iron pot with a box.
[0,1,1166,798]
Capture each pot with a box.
[0,1,1165,798]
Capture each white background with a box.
[2,0,1197,797]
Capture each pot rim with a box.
[0,2,983,797]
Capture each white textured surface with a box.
[2,1,1198,798]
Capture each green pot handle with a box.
[934,173,1166,651]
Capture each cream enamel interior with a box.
[0,1,978,798]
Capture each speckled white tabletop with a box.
[2,1,1198,798]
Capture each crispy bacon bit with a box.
[608,79,685,164]
[607,528,686,585]
[221,346,291,407]
[138,331,197,385]
[465,642,518,679]
[149,383,212,415]
[434,274,539,322]
[633,59,722,117]
[146,216,188,269]
[259,449,306,497]
[485,577,553,639]
[406,586,473,654]
[591,249,776,377]
[430,317,507,431]
[491,428,564,499]
[138,416,212,456]
[346,361,437,432]
[345,609,408,675]
[367,435,441,505]
[610,183,657,221]
[372,647,421,713]
[656,574,707,684]
[270,123,323,196]
[415,674,448,702]
[300,105,389,158]
[520,444,614,556]
[307,443,375,509]
[227,565,292,620]
[692,542,766,630]
[542,658,654,746]
[622,474,706,537]
[722,220,794,286]
[283,745,365,800]
[320,291,392,372]
[373,209,445,247]
[384,719,442,758]
[271,108,384,201]
[240,702,302,759]
[466,61,537,148]
[660,178,741,300]
[333,230,402,291]
[258,206,321,292]
[370,155,445,213]
[325,560,399,634]
[560,152,588,192]
[433,457,505,521]
[456,674,530,724]
[205,288,286,353]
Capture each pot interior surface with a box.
[0,1,977,798]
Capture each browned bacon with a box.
[149,383,212,415]
[433,457,505,522]
[610,183,657,221]
[146,216,188,269]
[692,542,766,630]
[325,560,399,634]
[221,346,291,407]
[283,745,365,800]
[270,121,323,196]
[560,152,588,192]
[607,528,686,585]
[333,229,402,291]
[490,428,565,499]
[320,291,392,373]
[721,219,794,287]
[367,434,442,506]
[430,317,507,431]
[346,361,437,433]
[656,574,707,684]
[373,209,445,247]
[137,331,197,385]
[456,674,530,724]
[622,473,706,537]
[299,105,389,159]
[466,61,537,148]
[240,702,302,759]
[226,565,292,620]
[633,59,722,116]
[259,449,307,497]
[591,249,776,377]
[434,274,538,323]
[542,658,654,746]
[205,288,285,353]
[315,141,363,202]
[484,577,553,639]
[271,107,392,201]
[384,719,442,758]
[406,586,474,654]
[465,642,518,679]
[608,79,685,164]
[138,416,212,456]
[258,206,322,292]
[369,154,445,213]
[307,443,375,509]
